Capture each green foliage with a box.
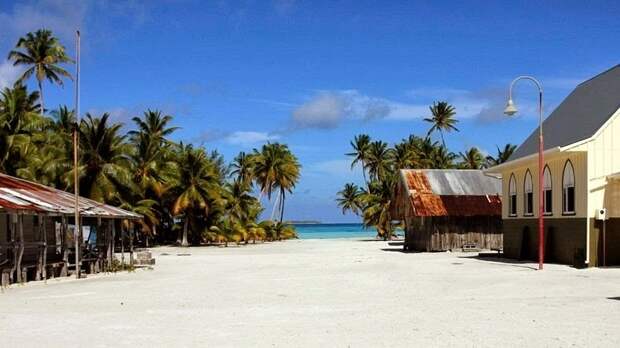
[8,29,73,113]
[341,103,513,240]
[458,147,485,169]
[0,29,302,248]
[485,143,517,168]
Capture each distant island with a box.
[288,220,322,225]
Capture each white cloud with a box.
[0,0,89,43]
[0,0,153,48]
[292,92,348,129]
[291,90,398,129]
[289,88,501,128]
[384,102,427,120]
[225,131,280,146]
[0,60,21,89]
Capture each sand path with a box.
[1,239,619,347]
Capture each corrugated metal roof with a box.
[403,169,501,195]
[0,173,141,219]
[400,169,502,217]
[510,64,620,161]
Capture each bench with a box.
[462,243,480,252]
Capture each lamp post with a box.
[504,76,544,270]
[73,30,81,278]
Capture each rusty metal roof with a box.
[400,169,501,217]
[0,173,141,219]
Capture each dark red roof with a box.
[0,173,141,219]
[402,170,501,217]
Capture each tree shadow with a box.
[607,297,620,301]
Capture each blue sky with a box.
[1,1,619,222]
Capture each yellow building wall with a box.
[585,109,620,218]
[500,151,587,219]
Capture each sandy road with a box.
[1,238,619,347]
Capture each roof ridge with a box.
[577,63,620,87]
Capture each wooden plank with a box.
[129,221,134,266]
[121,222,125,265]
[61,216,68,277]
[10,214,16,283]
[42,215,47,279]
[16,215,24,283]
[108,220,115,270]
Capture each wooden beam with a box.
[10,214,16,283]
[129,221,134,266]
[16,215,24,283]
[36,216,42,281]
[120,221,125,266]
[61,216,68,277]
[96,217,102,273]
[108,219,115,270]
[42,215,47,280]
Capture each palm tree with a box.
[230,151,255,186]
[79,113,133,203]
[271,221,297,241]
[347,134,371,185]
[359,178,396,240]
[224,180,259,224]
[365,141,393,181]
[119,198,158,246]
[486,144,517,167]
[253,143,301,222]
[337,183,362,215]
[129,109,178,145]
[424,101,459,147]
[172,143,222,246]
[431,145,457,169]
[8,29,73,115]
[392,142,416,170]
[0,83,42,175]
[459,147,484,169]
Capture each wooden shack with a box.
[0,173,141,285]
[395,169,503,252]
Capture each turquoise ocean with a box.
[293,223,378,239]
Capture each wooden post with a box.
[120,221,125,265]
[9,214,16,283]
[129,221,134,266]
[16,215,24,283]
[61,216,69,277]
[36,215,43,281]
[42,215,47,280]
[96,217,102,273]
[108,220,115,269]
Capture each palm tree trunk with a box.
[38,80,44,116]
[440,130,446,148]
[279,190,285,222]
[181,218,189,247]
[361,160,368,187]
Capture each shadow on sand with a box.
[457,254,538,270]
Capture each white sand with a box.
[1,239,620,347]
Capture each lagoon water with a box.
[294,223,378,239]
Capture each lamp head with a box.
[504,99,518,116]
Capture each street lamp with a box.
[504,76,544,270]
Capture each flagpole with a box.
[73,30,81,279]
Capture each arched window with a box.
[524,170,533,215]
[563,161,575,214]
[509,174,517,216]
[543,166,552,215]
